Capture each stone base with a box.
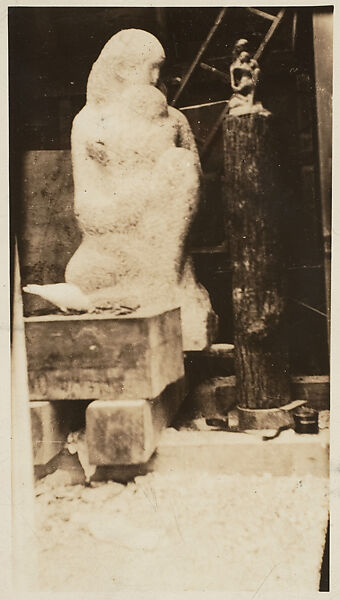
[149,426,329,478]
[30,401,69,465]
[236,400,307,431]
[35,421,329,482]
[26,308,185,467]
[86,378,185,465]
[25,307,184,400]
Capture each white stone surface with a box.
[35,470,329,592]
[65,29,216,350]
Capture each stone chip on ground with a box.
[35,469,329,592]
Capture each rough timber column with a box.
[223,111,291,409]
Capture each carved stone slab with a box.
[25,308,184,401]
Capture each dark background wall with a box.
[9,6,330,374]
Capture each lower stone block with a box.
[86,378,185,465]
[30,401,68,465]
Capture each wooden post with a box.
[312,9,332,349]
[223,112,291,409]
[11,243,38,591]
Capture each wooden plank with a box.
[199,62,227,82]
[291,11,298,52]
[200,103,229,158]
[180,99,227,112]
[312,9,333,346]
[247,7,276,22]
[179,100,225,111]
[254,8,286,61]
[11,243,38,590]
[19,150,81,315]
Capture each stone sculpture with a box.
[228,39,269,116]
[63,28,216,350]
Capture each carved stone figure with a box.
[228,39,269,116]
[63,29,217,350]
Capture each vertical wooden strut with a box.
[11,242,37,590]
[312,9,332,349]
[223,112,291,409]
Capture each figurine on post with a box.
[228,39,269,116]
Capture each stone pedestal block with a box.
[30,401,68,465]
[25,308,185,466]
[86,378,185,465]
[25,308,184,401]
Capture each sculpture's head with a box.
[232,38,249,61]
[87,29,166,105]
[239,51,251,64]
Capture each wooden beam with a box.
[200,102,229,158]
[180,99,227,111]
[200,61,228,82]
[11,243,38,591]
[223,113,290,409]
[291,11,298,53]
[154,7,168,45]
[312,9,333,347]
[171,7,227,106]
[254,8,286,61]
[247,7,276,22]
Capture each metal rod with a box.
[254,8,286,61]
[171,7,227,106]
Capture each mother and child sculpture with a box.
[24,29,217,350]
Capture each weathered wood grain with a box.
[223,112,291,409]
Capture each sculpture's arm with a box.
[230,65,238,91]
[169,107,201,172]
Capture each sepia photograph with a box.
[8,3,332,595]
